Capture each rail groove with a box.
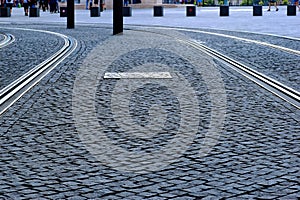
[0,28,77,116]
[132,28,300,109]
[0,32,15,48]
[181,39,300,109]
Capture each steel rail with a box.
[179,39,300,109]
[0,29,77,116]
[132,28,300,109]
[0,32,15,48]
[128,25,300,56]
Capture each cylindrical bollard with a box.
[0,7,11,17]
[186,6,196,16]
[113,0,123,35]
[67,0,75,29]
[60,7,67,17]
[90,7,100,17]
[253,5,262,16]
[154,6,163,17]
[287,5,296,16]
[29,7,40,17]
[123,6,132,16]
[220,5,229,16]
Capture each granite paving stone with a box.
[0,22,299,199]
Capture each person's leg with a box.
[24,3,28,15]
[9,3,12,13]
[296,1,300,10]
[275,1,278,11]
[267,1,271,10]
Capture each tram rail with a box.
[131,27,300,109]
[0,32,15,48]
[0,28,77,116]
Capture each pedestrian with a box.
[5,0,13,13]
[30,0,36,8]
[21,0,29,15]
[89,0,92,9]
[197,0,202,6]
[55,0,59,13]
[41,0,48,11]
[49,0,56,13]
[267,0,278,11]
[124,0,128,6]
[294,0,300,11]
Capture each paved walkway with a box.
[0,6,299,199]
[1,6,299,37]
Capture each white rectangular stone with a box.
[104,72,172,79]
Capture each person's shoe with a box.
[267,9,270,11]
[276,8,278,11]
[25,13,28,16]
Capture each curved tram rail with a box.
[0,28,77,116]
[183,40,300,109]
[0,32,15,48]
[132,27,300,110]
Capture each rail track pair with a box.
[0,26,299,116]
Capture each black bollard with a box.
[0,7,11,17]
[90,7,100,17]
[113,0,123,35]
[29,7,40,17]
[154,6,163,17]
[60,7,67,17]
[123,6,132,16]
[220,5,229,16]
[186,6,196,16]
[253,5,262,16]
[287,5,296,16]
[67,0,75,29]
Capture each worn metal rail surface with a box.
[0,32,15,48]
[0,28,77,116]
[132,27,300,110]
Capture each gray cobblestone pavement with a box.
[179,30,300,91]
[0,22,299,199]
[0,34,4,42]
[0,28,65,91]
[178,29,300,91]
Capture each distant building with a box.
[103,0,163,9]
[80,0,246,10]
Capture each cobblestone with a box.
[182,30,300,92]
[0,23,299,199]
